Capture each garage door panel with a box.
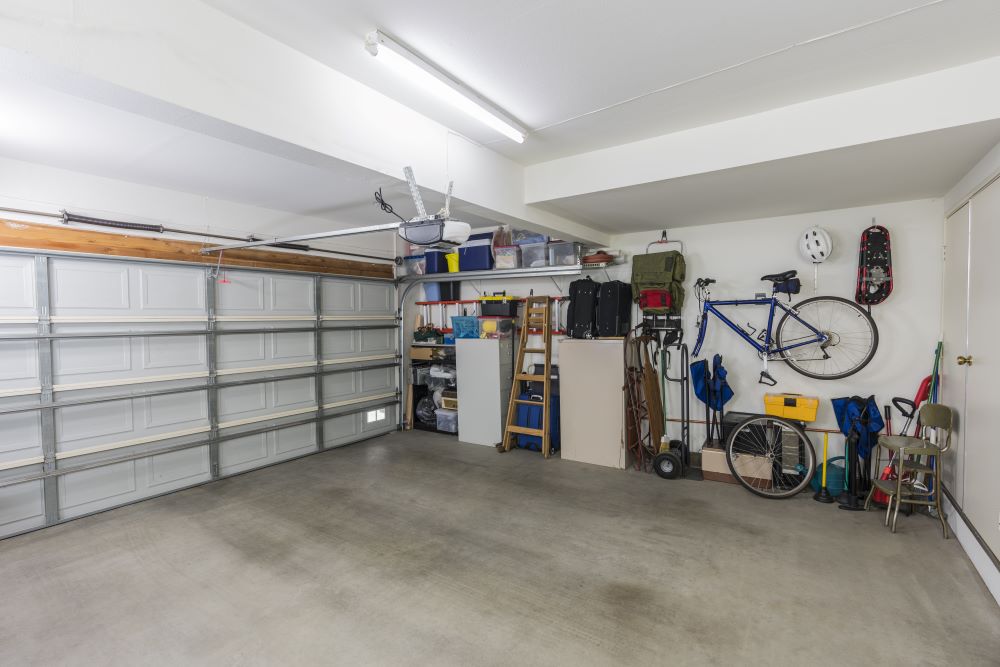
[50,260,130,312]
[146,446,210,488]
[59,461,137,513]
[322,372,356,400]
[359,329,394,354]
[218,383,268,419]
[138,267,205,314]
[217,273,265,312]
[324,413,360,447]
[320,279,356,314]
[359,282,393,314]
[272,377,315,409]
[54,337,132,376]
[270,275,313,313]
[0,338,38,383]
[362,405,396,433]
[0,255,36,316]
[217,333,266,364]
[0,412,41,466]
[361,367,393,394]
[56,399,135,448]
[141,335,206,370]
[219,433,269,474]
[321,329,357,358]
[1,252,399,532]
[143,391,208,429]
[0,481,44,536]
[272,424,315,456]
[271,331,314,360]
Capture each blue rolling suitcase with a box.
[513,392,561,451]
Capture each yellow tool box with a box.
[764,393,819,423]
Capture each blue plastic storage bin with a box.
[450,316,480,339]
[513,392,560,451]
[457,232,494,271]
[423,282,441,302]
[425,249,449,274]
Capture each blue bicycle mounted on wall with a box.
[692,270,878,384]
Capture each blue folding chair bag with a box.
[831,395,884,458]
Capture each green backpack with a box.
[631,250,685,315]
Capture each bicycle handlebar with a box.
[696,278,716,286]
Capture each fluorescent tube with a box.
[366,30,525,143]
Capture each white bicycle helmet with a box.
[800,226,833,263]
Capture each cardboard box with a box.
[701,445,772,489]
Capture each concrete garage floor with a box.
[2,432,998,666]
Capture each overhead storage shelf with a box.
[399,264,583,284]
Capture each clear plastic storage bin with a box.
[402,255,426,276]
[435,408,458,433]
[494,245,520,269]
[548,241,582,267]
[520,242,549,268]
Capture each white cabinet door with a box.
[965,180,1000,555]
[560,339,625,469]
[940,204,969,504]
[456,339,502,446]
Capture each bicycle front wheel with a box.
[725,416,816,499]
[776,296,878,380]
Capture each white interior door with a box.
[965,178,1000,555]
[940,204,969,505]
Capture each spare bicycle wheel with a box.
[724,416,816,499]
[775,296,878,380]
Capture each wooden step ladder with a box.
[502,296,553,457]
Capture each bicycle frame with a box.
[692,295,827,358]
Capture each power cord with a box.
[374,188,407,223]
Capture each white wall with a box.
[0,156,395,258]
[431,198,943,456]
[614,198,943,455]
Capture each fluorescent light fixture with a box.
[365,29,526,143]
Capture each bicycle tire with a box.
[724,416,816,499]
[775,296,878,380]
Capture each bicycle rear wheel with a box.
[776,296,877,380]
[725,416,815,499]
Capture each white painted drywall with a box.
[0,156,396,258]
[441,198,943,457]
[0,1,605,245]
[944,138,1000,216]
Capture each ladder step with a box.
[523,348,547,353]
[506,425,544,437]
[512,398,544,405]
[515,373,546,381]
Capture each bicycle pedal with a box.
[758,370,777,386]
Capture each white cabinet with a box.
[456,338,513,446]
[559,339,626,469]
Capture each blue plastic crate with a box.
[458,232,494,271]
[425,249,449,274]
[450,316,480,339]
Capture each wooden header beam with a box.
[0,219,394,279]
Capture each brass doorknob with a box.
[957,355,973,366]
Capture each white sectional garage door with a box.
[0,251,398,538]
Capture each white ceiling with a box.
[0,71,499,236]
[539,119,1000,233]
[206,0,1000,164]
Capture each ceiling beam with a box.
[525,56,1000,204]
[0,1,608,245]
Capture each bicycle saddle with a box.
[760,270,797,283]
